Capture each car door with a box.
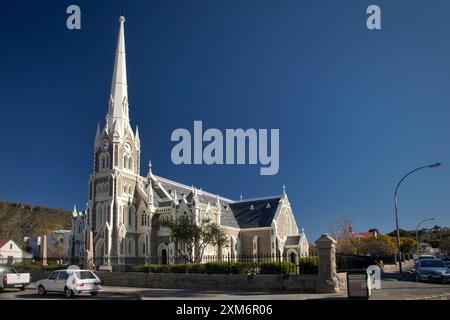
[45,271,60,291]
[54,271,69,292]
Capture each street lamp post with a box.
[415,218,434,253]
[394,163,442,273]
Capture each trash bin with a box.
[347,269,372,299]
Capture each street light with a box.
[394,162,442,273]
[415,218,434,252]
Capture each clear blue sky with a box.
[1,0,450,242]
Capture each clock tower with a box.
[87,15,141,266]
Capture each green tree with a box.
[400,237,417,253]
[164,217,229,262]
[359,235,396,255]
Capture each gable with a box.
[0,240,22,253]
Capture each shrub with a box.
[132,264,171,273]
[204,262,230,274]
[259,262,297,275]
[230,262,259,275]
[13,261,67,271]
[186,263,205,274]
[298,256,318,274]
[132,264,147,273]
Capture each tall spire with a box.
[108,15,129,134]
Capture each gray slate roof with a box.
[285,235,302,246]
[151,175,281,229]
[228,198,281,229]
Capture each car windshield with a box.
[419,256,434,260]
[0,267,13,274]
[421,260,446,268]
[74,271,97,280]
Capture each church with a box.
[70,15,308,269]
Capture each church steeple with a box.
[108,15,129,135]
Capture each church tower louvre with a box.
[87,14,142,266]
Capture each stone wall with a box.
[25,269,345,293]
[98,272,322,292]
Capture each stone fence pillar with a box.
[315,234,338,293]
[84,230,94,270]
[41,235,48,267]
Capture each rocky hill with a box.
[0,201,72,247]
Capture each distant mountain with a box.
[0,201,72,247]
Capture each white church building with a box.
[70,15,308,269]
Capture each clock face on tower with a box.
[124,142,132,153]
[101,139,110,151]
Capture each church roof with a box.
[151,176,283,229]
[285,235,302,246]
[228,197,281,229]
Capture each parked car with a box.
[0,267,31,291]
[35,269,102,298]
[414,255,436,269]
[416,259,450,283]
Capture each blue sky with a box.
[1,0,450,241]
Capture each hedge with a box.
[132,259,317,275]
[12,261,67,271]
[298,256,318,274]
[260,262,298,275]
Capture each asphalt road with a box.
[0,272,448,300]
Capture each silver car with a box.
[416,259,450,283]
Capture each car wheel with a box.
[38,285,47,296]
[90,292,98,297]
[20,285,26,291]
[65,287,74,298]
[416,274,421,282]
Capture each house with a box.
[348,225,378,240]
[0,239,24,264]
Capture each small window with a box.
[58,271,69,280]
[10,244,13,250]
[49,272,59,280]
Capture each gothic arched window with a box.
[128,157,133,171]
[123,155,128,169]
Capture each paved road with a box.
[370,272,450,300]
[1,273,448,300]
[0,287,138,300]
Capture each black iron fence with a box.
[336,253,414,272]
[0,256,81,269]
[88,253,319,275]
[1,254,318,275]
[121,254,318,275]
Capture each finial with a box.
[73,205,77,213]
[282,184,286,196]
[240,194,243,202]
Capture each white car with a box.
[35,269,102,298]
[0,267,30,291]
